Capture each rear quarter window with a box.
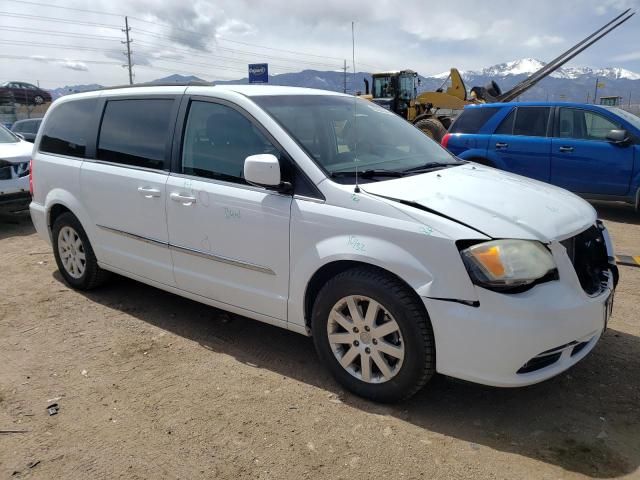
[449,107,500,134]
[39,99,98,158]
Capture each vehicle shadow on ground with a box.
[0,215,35,240]
[66,274,640,478]
[593,201,639,225]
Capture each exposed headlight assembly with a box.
[14,161,30,178]
[460,239,557,291]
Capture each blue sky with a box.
[0,0,639,87]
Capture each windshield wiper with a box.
[402,161,462,174]
[331,169,406,178]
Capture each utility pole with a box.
[593,76,599,105]
[343,59,347,94]
[122,16,134,85]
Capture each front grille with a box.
[0,166,11,180]
[561,224,610,295]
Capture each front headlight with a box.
[460,239,557,291]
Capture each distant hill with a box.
[46,59,640,104]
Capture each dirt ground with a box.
[1,203,639,479]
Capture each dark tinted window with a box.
[181,101,279,183]
[40,99,97,157]
[495,108,515,134]
[513,107,550,137]
[98,99,173,170]
[449,107,500,133]
[18,120,39,134]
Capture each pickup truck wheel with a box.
[312,267,435,402]
[52,212,109,290]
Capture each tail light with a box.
[29,159,34,196]
[441,133,451,149]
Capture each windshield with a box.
[605,107,640,131]
[0,124,18,143]
[372,76,393,98]
[253,95,458,178]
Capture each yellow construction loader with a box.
[360,9,635,142]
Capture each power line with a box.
[0,26,121,41]
[3,0,124,17]
[0,54,120,65]
[0,11,122,30]
[0,39,120,53]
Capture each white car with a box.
[29,86,617,402]
[0,124,32,215]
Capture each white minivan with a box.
[30,85,617,402]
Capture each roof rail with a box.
[99,80,214,91]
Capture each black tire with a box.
[52,212,109,290]
[414,118,447,142]
[34,95,44,105]
[312,266,435,402]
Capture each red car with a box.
[0,81,52,105]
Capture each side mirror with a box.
[606,129,629,145]
[244,154,282,188]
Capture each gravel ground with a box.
[1,203,639,479]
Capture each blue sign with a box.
[248,63,268,84]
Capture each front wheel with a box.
[312,267,435,402]
[34,95,44,105]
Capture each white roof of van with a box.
[56,84,349,102]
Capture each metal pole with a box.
[122,16,134,85]
[343,59,347,94]
[593,77,598,104]
[629,90,632,107]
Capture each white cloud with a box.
[524,35,564,48]
[57,60,89,71]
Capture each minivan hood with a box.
[361,164,596,242]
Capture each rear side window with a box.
[39,99,98,158]
[513,107,550,137]
[495,109,515,134]
[449,107,499,133]
[97,99,174,170]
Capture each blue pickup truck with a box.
[442,102,640,210]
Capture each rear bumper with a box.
[0,190,31,215]
[29,201,50,244]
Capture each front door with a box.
[488,106,552,182]
[550,107,634,195]
[166,98,292,320]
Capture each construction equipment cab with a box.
[367,70,418,120]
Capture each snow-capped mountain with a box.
[437,58,640,81]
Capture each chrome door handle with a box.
[559,146,574,153]
[137,186,161,198]
[170,192,197,206]
[495,142,508,149]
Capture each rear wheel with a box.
[52,212,109,290]
[34,95,44,105]
[414,118,447,142]
[312,267,435,402]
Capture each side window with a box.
[558,108,620,140]
[584,111,619,140]
[494,108,515,135]
[449,107,500,134]
[181,101,279,183]
[97,99,174,170]
[513,107,550,137]
[39,98,98,158]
